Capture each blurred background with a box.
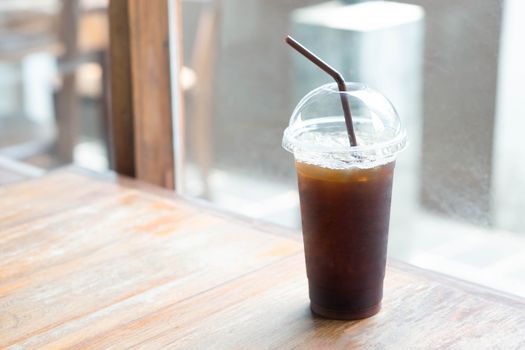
[1,0,524,297]
[0,0,109,173]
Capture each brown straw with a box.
[285,35,357,147]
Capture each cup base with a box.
[310,302,381,320]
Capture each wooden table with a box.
[2,170,525,349]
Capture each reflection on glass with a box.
[179,0,525,297]
[0,0,110,173]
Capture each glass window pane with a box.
[179,0,525,297]
[0,0,110,176]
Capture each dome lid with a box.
[282,82,407,168]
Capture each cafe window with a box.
[0,0,110,172]
[177,0,525,297]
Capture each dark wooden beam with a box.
[108,0,135,177]
[108,0,176,189]
[128,0,175,189]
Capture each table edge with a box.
[26,166,525,308]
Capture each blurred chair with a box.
[55,0,110,164]
[0,1,59,157]
[0,2,59,59]
[0,0,111,168]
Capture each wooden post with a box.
[108,0,135,177]
[56,0,80,163]
[108,0,177,189]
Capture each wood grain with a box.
[128,0,175,188]
[1,171,525,349]
[108,0,177,188]
[0,171,301,348]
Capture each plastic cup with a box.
[282,82,407,320]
